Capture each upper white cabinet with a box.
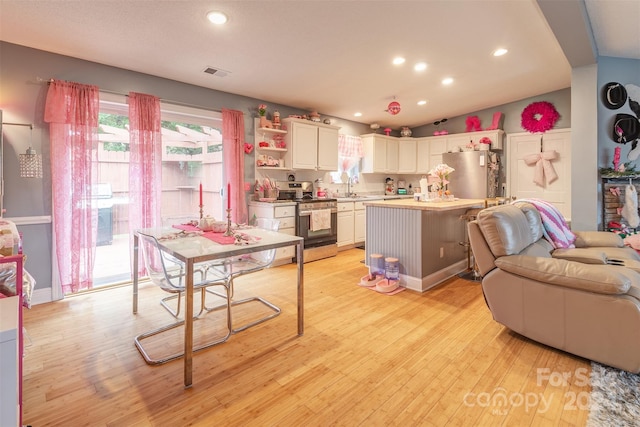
[416,137,431,175]
[427,137,447,171]
[283,118,339,171]
[317,126,340,170]
[361,134,399,173]
[398,137,417,173]
[428,130,505,170]
[362,130,504,175]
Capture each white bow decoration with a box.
[524,150,559,187]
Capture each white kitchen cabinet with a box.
[283,118,339,171]
[398,137,417,173]
[445,130,504,152]
[427,130,505,171]
[386,138,399,172]
[429,137,447,171]
[248,201,296,265]
[361,134,399,173]
[0,256,23,427]
[337,201,355,247]
[317,126,340,170]
[446,135,472,153]
[416,137,431,176]
[354,201,366,243]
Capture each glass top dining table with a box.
[132,226,304,387]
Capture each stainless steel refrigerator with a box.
[442,151,501,199]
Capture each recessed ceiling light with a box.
[392,57,406,65]
[417,100,427,106]
[354,112,362,117]
[493,48,508,57]
[442,77,454,85]
[414,62,427,72]
[207,11,228,25]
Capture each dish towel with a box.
[311,209,331,231]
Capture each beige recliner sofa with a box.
[468,202,640,373]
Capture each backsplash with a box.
[290,169,428,197]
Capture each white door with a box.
[507,129,572,219]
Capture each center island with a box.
[363,198,486,292]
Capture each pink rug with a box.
[358,275,406,296]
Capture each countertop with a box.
[336,195,413,202]
[362,198,486,211]
[248,195,413,205]
[248,200,297,206]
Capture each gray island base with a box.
[363,198,486,292]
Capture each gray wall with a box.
[595,56,640,229]
[411,88,571,137]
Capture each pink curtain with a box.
[222,109,247,224]
[128,92,162,277]
[44,80,99,294]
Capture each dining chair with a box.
[205,218,282,334]
[134,232,232,365]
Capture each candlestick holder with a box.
[199,204,204,219]
[224,208,233,236]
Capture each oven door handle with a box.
[299,208,338,216]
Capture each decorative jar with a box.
[400,126,412,137]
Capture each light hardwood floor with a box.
[22,249,590,426]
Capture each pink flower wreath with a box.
[521,101,560,133]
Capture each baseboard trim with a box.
[30,287,55,306]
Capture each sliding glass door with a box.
[92,95,223,287]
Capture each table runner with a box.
[172,224,259,245]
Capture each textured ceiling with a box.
[0,0,637,128]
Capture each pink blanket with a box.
[516,198,576,249]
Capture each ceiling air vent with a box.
[203,66,229,77]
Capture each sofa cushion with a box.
[477,205,537,257]
[521,240,554,258]
[574,231,624,248]
[512,202,545,242]
[495,255,633,294]
[552,248,608,264]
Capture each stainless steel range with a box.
[276,181,338,262]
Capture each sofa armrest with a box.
[574,231,624,248]
[551,248,607,264]
[495,255,635,294]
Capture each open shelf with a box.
[258,127,287,134]
[257,147,287,153]
[256,166,291,171]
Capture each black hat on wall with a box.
[602,82,628,110]
[612,113,640,144]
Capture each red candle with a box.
[227,182,231,209]
[199,182,203,206]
